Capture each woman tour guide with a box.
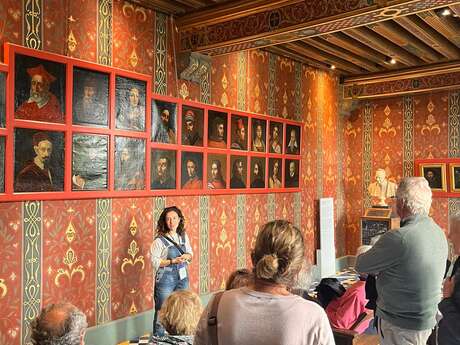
[151,206,193,336]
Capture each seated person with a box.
[151,290,202,345]
[31,302,87,345]
[225,268,253,290]
[316,275,371,334]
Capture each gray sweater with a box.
[356,215,448,330]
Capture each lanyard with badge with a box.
[163,235,188,280]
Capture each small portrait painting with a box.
[420,164,446,191]
[284,159,299,188]
[207,154,226,189]
[230,155,247,189]
[72,68,109,127]
[115,76,146,131]
[0,72,5,127]
[251,119,266,152]
[285,124,301,155]
[151,149,176,190]
[114,137,145,190]
[268,158,282,189]
[14,129,65,192]
[208,110,227,149]
[0,137,4,192]
[230,116,248,151]
[250,157,266,188]
[72,134,108,190]
[182,106,203,146]
[181,151,203,189]
[450,164,460,192]
[269,121,283,154]
[152,100,177,144]
[14,54,65,123]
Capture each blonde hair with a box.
[251,220,305,286]
[159,290,202,335]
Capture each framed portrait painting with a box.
[0,137,4,192]
[420,163,446,192]
[114,136,146,190]
[208,110,227,149]
[72,134,108,190]
[251,119,266,153]
[181,151,203,189]
[14,54,66,123]
[250,157,265,188]
[14,129,65,192]
[115,76,146,131]
[268,158,282,189]
[285,124,301,155]
[207,153,226,189]
[284,159,299,188]
[268,121,283,154]
[181,106,203,147]
[230,115,248,151]
[0,72,5,128]
[151,149,176,190]
[450,164,460,192]
[230,155,247,189]
[72,68,109,127]
[152,100,177,144]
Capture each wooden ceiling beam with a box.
[177,0,460,55]
[417,10,460,47]
[303,37,380,72]
[344,26,424,66]
[321,32,392,69]
[133,0,188,14]
[395,15,460,59]
[368,20,444,63]
[450,4,460,16]
[284,42,365,75]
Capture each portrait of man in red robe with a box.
[207,157,226,189]
[15,64,64,123]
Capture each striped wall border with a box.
[294,192,301,229]
[294,62,302,121]
[200,64,211,104]
[403,96,414,177]
[23,0,43,50]
[154,12,167,95]
[153,196,166,231]
[267,193,276,221]
[362,102,373,209]
[236,195,246,268]
[316,74,324,199]
[268,53,276,117]
[336,108,345,255]
[448,91,460,158]
[199,196,210,294]
[237,51,247,111]
[96,199,112,325]
[21,201,42,345]
[98,0,112,66]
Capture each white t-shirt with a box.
[194,287,335,345]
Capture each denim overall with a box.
[153,235,189,336]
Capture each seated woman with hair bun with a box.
[194,220,335,345]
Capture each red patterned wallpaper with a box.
[112,0,154,75]
[0,203,21,345]
[42,200,97,326]
[247,50,269,115]
[0,0,21,62]
[245,194,268,268]
[43,0,66,55]
[211,54,238,110]
[275,56,296,119]
[67,0,98,62]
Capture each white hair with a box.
[396,177,432,216]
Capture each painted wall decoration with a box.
[72,134,109,191]
[14,54,65,123]
[72,68,109,127]
[115,76,147,131]
[14,129,65,193]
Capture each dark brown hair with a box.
[157,206,186,236]
[225,269,253,290]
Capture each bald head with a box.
[31,303,87,345]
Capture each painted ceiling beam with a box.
[177,0,460,55]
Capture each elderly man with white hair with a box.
[356,177,448,345]
[437,214,460,345]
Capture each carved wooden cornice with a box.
[177,0,460,55]
[343,60,460,99]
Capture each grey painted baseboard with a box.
[85,256,353,345]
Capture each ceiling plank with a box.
[395,15,460,59]
[368,21,444,63]
[417,10,460,47]
[344,26,424,66]
[284,42,365,75]
[134,0,189,14]
[450,4,460,16]
[303,37,380,72]
[321,32,392,69]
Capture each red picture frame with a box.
[1,43,301,201]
